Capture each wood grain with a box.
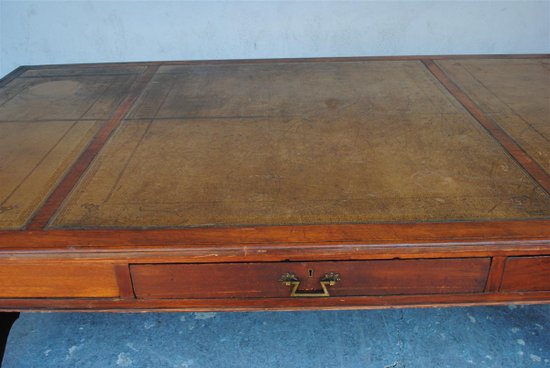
[0,292,549,312]
[114,264,135,299]
[131,258,490,299]
[484,256,506,292]
[501,256,550,292]
[1,220,550,252]
[0,261,119,298]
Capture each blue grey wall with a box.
[1,1,549,77]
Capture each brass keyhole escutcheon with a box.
[279,271,341,297]
[308,269,314,278]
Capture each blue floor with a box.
[3,305,549,368]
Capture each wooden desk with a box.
[0,55,549,311]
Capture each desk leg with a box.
[0,312,19,367]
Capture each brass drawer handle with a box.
[279,272,341,297]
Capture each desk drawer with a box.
[501,256,550,292]
[130,258,490,299]
[0,262,119,298]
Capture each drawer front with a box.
[0,262,119,298]
[501,256,550,292]
[131,258,490,299]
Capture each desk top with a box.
[0,56,549,248]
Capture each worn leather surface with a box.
[47,60,550,228]
[0,67,144,229]
[437,59,550,173]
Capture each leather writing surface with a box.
[437,59,550,173]
[0,67,144,229]
[49,61,550,228]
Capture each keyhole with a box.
[308,269,314,278]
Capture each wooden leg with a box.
[0,312,19,367]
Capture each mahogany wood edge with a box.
[1,220,550,252]
[0,293,549,312]
[25,65,160,231]
[422,59,550,194]
[18,54,550,70]
[0,242,549,264]
[484,256,506,292]
[113,264,135,299]
[0,66,28,88]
